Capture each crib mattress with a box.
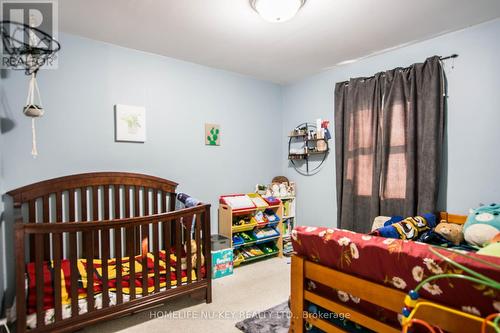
[25,248,206,327]
[292,226,500,323]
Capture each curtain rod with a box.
[338,54,458,86]
[440,54,458,61]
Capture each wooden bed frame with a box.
[289,212,496,333]
[7,172,212,333]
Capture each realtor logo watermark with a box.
[1,0,58,70]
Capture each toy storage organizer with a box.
[281,196,296,256]
[218,195,283,266]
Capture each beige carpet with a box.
[83,257,291,333]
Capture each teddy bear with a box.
[434,222,464,245]
[464,203,500,247]
[181,239,205,270]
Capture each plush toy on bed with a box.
[464,203,500,247]
[477,233,500,257]
[369,213,436,240]
[434,221,464,245]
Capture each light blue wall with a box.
[282,19,500,227]
[1,32,283,221]
[0,33,283,305]
[1,18,500,308]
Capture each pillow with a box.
[371,216,391,231]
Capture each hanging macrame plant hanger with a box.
[0,20,61,157]
[23,73,44,157]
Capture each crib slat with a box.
[114,186,123,305]
[69,231,78,317]
[35,233,45,328]
[42,195,50,261]
[142,190,150,296]
[169,192,176,212]
[203,207,212,302]
[53,192,63,322]
[28,199,36,261]
[81,188,88,257]
[85,230,95,312]
[114,226,123,305]
[134,186,140,255]
[53,233,63,322]
[127,225,136,300]
[141,226,149,297]
[153,190,160,292]
[92,187,99,254]
[15,227,27,333]
[164,219,171,289]
[68,189,79,317]
[186,219,192,284]
[68,189,75,222]
[125,187,133,256]
[195,213,202,281]
[175,218,182,287]
[102,185,110,308]
[161,191,166,213]
[52,193,62,322]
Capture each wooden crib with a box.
[7,172,212,333]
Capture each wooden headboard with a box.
[439,212,467,225]
[7,172,180,262]
[7,172,178,209]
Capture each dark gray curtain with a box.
[334,56,445,232]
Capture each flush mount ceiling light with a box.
[250,0,306,23]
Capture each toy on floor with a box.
[370,213,436,240]
[464,203,500,247]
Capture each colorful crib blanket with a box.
[26,249,206,314]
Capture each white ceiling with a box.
[59,0,500,84]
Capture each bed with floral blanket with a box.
[290,222,500,333]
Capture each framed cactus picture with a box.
[115,104,146,142]
[205,123,220,146]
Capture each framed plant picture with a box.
[115,104,146,142]
[205,123,220,146]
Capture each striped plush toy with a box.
[369,213,436,241]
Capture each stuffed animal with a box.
[434,222,464,245]
[369,213,436,240]
[476,233,500,258]
[464,204,500,247]
[181,239,205,270]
